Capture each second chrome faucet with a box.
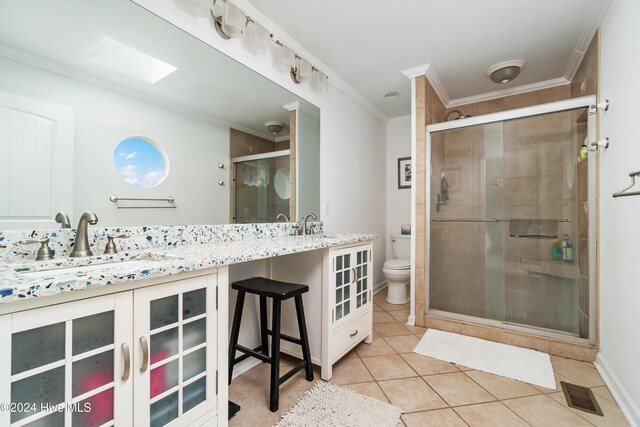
[70,211,99,257]
[297,213,318,236]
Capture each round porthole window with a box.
[113,137,167,188]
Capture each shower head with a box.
[445,110,472,121]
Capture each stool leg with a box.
[228,290,246,385]
[269,299,282,412]
[259,296,269,358]
[294,295,314,381]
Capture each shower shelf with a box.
[520,258,579,280]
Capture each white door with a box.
[0,90,74,229]
[0,292,133,426]
[133,275,217,427]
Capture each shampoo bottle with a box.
[551,238,563,261]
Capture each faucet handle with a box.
[104,234,129,255]
[15,238,54,261]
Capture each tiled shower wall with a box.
[414,76,446,326]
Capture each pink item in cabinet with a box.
[150,350,170,399]
[76,370,114,426]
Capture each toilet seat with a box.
[383,259,410,270]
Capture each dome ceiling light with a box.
[265,121,285,134]
[487,59,525,84]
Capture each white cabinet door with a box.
[330,246,355,328]
[133,275,217,427]
[0,293,133,427]
[352,245,373,317]
[330,244,373,327]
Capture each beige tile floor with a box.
[229,292,630,426]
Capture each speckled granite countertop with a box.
[0,233,375,304]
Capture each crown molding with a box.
[446,77,569,108]
[387,114,411,126]
[282,101,299,112]
[424,65,449,107]
[401,63,430,79]
[233,0,389,124]
[563,0,613,82]
[0,44,279,141]
[401,63,448,108]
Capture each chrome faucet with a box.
[300,213,318,235]
[55,211,71,228]
[70,211,98,257]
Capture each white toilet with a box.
[384,234,411,304]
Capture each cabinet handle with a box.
[351,267,358,284]
[349,329,358,337]
[121,343,130,382]
[140,336,149,373]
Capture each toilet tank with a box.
[390,234,411,260]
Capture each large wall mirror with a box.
[0,0,320,229]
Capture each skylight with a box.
[85,37,177,84]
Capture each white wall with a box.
[133,0,388,287]
[597,1,640,424]
[0,56,230,226]
[385,117,412,259]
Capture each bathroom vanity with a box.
[0,225,375,427]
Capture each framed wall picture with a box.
[397,157,412,189]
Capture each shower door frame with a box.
[231,149,291,223]
[424,95,597,345]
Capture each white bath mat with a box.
[274,381,402,427]
[414,329,556,389]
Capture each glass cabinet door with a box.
[331,245,373,326]
[0,294,132,427]
[332,250,352,324]
[354,248,372,312]
[133,276,216,427]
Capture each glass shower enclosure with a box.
[232,150,291,223]
[426,97,596,343]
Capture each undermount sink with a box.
[15,257,163,279]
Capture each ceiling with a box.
[0,0,314,139]
[247,0,606,118]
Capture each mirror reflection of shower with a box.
[232,150,291,223]
[436,172,449,212]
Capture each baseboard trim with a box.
[231,357,261,380]
[595,353,640,426]
[373,281,387,295]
